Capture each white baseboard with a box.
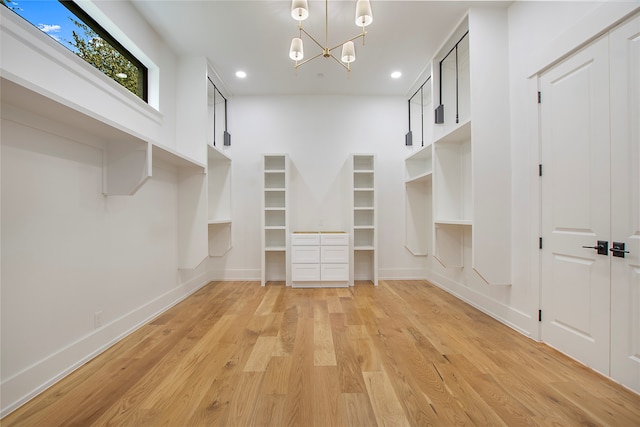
[209,268,261,281]
[0,273,212,418]
[424,270,535,338]
[379,267,427,280]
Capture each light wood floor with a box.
[4,280,640,426]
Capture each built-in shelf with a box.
[262,154,289,286]
[351,154,378,285]
[207,144,232,258]
[405,144,433,182]
[404,143,433,257]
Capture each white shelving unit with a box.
[207,145,232,256]
[351,154,378,286]
[429,10,511,285]
[262,154,289,286]
[404,145,433,256]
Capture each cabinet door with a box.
[292,246,320,263]
[291,233,320,245]
[321,246,349,263]
[320,233,349,246]
[321,264,349,281]
[292,264,321,281]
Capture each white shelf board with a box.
[405,245,428,256]
[265,226,286,230]
[405,144,432,161]
[405,171,433,184]
[264,188,286,192]
[354,207,374,211]
[354,225,375,230]
[208,219,232,225]
[354,169,374,174]
[265,246,286,252]
[354,246,376,251]
[434,119,472,146]
[153,144,206,170]
[264,169,286,173]
[264,207,286,211]
[434,219,473,226]
[207,144,231,161]
[354,188,375,191]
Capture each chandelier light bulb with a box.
[341,41,356,64]
[291,0,309,21]
[290,37,304,60]
[355,0,373,27]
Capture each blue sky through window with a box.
[7,0,79,52]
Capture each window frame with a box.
[59,0,148,102]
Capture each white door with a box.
[610,13,640,393]
[540,36,611,375]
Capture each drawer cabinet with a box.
[291,232,349,286]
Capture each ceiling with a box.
[131,1,508,97]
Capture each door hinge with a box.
[538,91,542,103]
[539,164,543,177]
[539,237,543,249]
[538,310,542,322]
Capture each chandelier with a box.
[288,0,373,74]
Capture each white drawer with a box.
[321,246,349,263]
[320,264,349,281]
[320,233,349,246]
[292,246,320,263]
[291,233,320,246]
[292,263,321,281]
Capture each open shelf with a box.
[405,145,433,182]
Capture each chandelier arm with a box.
[299,27,326,51]
[328,32,366,53]
[329,53,350,71]
[294,51,325,68]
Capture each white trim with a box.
[379,268,427,281]
[527,3,639,77]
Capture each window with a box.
[2,0,148,101]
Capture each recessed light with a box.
[116,72,127,79]
[391,71,402,79]
[236,71,247,78]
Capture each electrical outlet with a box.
[94,311,103,329]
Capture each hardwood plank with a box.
[362,370,411,427]
[226,371,264,426]
[244,335,278,372]
[314,300,337,366]
[313,366,344,427]
[283,316,314,426]
[261,356,292,395]
[340,393,378,426]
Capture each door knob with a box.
[610,242,630,258]
[582,240,609,255]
